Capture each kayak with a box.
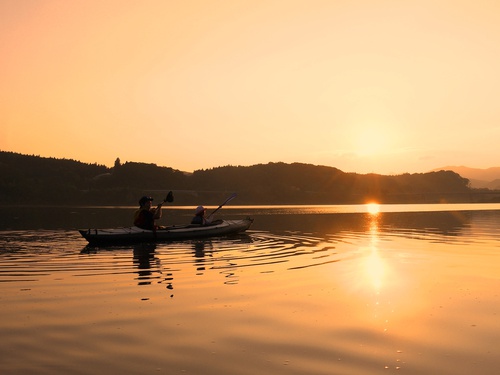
[79,218,253,245]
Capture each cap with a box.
[139,196,153,206]
[195,205,206,215]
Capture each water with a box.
[1,204,500,374]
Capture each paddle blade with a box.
[223,193,237,205]
[165,191,174,203]
[207,193,237,219]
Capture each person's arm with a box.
[152,203,163,219]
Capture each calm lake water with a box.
[1,204,500,374]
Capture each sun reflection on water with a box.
[364,208,385,293]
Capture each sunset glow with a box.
[356,129,389,157]
[1,0,500,173]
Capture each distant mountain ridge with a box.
[433,166,500,189]
[1,150,498,205]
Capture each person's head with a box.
[139,196,153,207]
[195,205,206,216]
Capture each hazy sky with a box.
[1,0,500,174]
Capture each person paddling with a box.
[191,194,236,225]
[134,191,173,230]
[191,205,210,225]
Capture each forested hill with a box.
[0,151,492,206]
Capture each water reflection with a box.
[364,209,384,293]
[192,240,213,274]
[41,207,500,296]
[133,243,176,292]
[248,209,472,241]
[3,206,500,375]
[70,206,483,294]
[132,243,158,286]
[131,236,253,292]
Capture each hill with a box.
[1,151,495,205]
[432,166,500,189]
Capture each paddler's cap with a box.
[195,205,206,215]
[139,196,153,206]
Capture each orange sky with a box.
[1,0,499,174]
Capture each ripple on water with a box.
[2,212,500,375]
[0,230,341,285]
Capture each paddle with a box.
[155,191,174,211]
[164,191,174,203]
[207,193,237,219]
[152,191,174,232]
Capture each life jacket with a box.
[134,208,155,230]
[191,215,205,225]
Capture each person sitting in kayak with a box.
[191,205,211,225]
[134,196,163,230]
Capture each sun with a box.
[366,202,380,215]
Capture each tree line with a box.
[1,151,496,206]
